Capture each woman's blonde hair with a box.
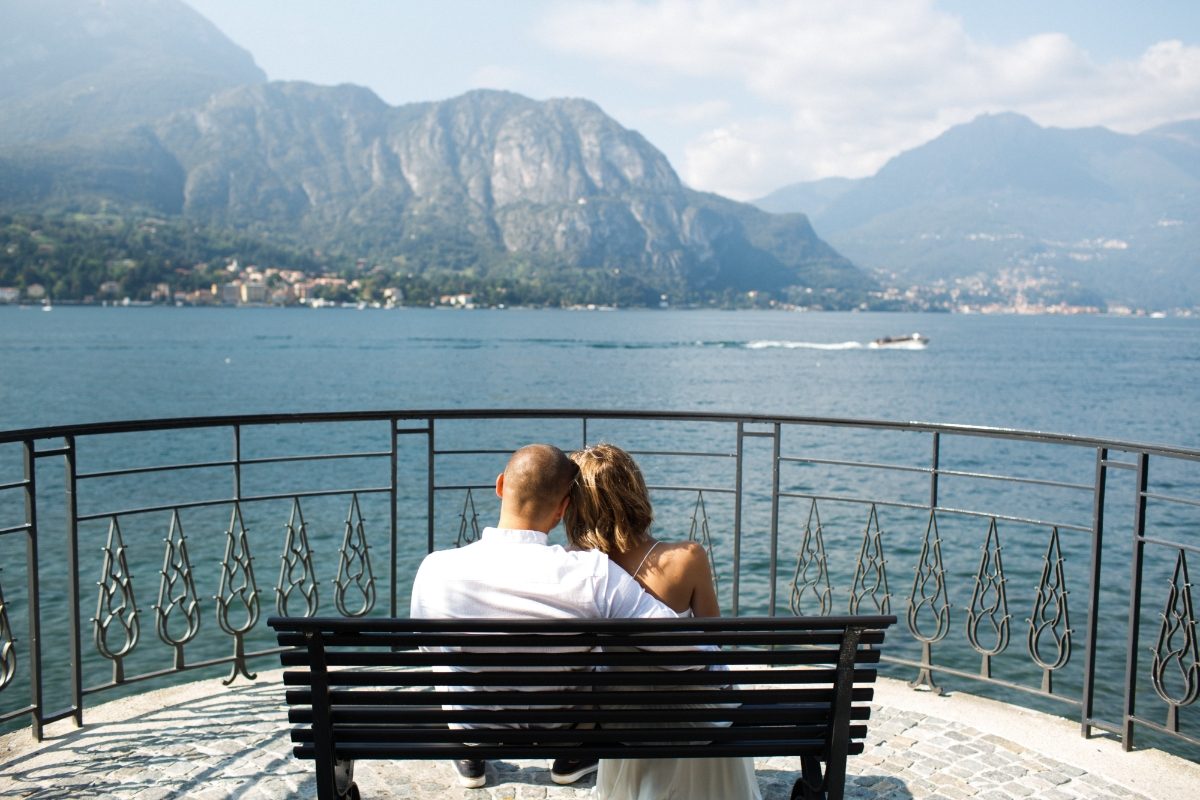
[565,443,653,555]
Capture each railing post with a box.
[1121,451,1149,751]
[767,422,781,616]
[231,424,243,501]
[1081,446,1107,737]
[732,421,744,617]
[23,441,43,740]
[64,435,83,727]
[929,431,940,508]
[426,417,436,555]
[389,417,399,617]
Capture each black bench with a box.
[269,614,895,800]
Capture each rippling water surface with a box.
[2,306,1197,445]
[1,306,1198,749]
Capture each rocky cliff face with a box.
[146,85,866,295]
[0,1,869,301]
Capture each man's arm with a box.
[409,556,441,618]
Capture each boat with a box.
[870,332,929,349]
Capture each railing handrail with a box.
[4,408,1198,461]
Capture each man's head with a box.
[495,443,580,533]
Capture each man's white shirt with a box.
[410,527,679,621]
[409,527,682,729]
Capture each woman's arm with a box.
[683,541,721,617]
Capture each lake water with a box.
[1,306,1198,751]
[2,306,1198,446]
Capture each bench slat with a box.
[292,740,868,760]
[275,629,889,649]
[270,614,895,633]
[285,686,875,707]
[279,648,882,669]
[281,667,880,687]
[286,704,872,725]
[290,723,869,744]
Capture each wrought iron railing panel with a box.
[0,574,15,691]
[906,510,950,693]
[155,510,201,669]
[93,517,139,684]
[276,499,319,618]
[0,409,1196,759]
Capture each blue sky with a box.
[183,0,1200,200]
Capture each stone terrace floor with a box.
[2,670,1198,799]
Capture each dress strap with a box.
[632,540,660,576]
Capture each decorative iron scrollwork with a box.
[850,504,890,614]
[155,510,201,670]
[1150,549,1199,732]
[215,503,259,685]
[277,498,320,617]
[0,573,15,691]
[334,493,376,617]
[967,517,1010,678]
[94,516,139,683]
[789,499,832,616]
[907,510,950,693]
[1027,526,1071,693]
[687,490,720,597]
[456,488,482,547]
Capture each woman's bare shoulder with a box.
[656,540,711,571]
[652,540,718,616]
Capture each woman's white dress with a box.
[593,751,762,800]
[591,609,763,800]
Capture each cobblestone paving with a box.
[0,676,1180,799]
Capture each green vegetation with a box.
[0,211,873,308]
[0,212,327,301]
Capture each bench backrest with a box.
[270,614,895,769]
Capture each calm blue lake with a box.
[1,306,1198,751]
[2,306,1197,446]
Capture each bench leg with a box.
[334,757,359,800]
[790,755,826,800]
[317,756,358,800]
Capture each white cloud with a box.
[470,64,525,91]
[647,99,734,126]
[538,0,1200,198]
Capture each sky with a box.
[182,0,1200,201]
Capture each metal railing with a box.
[0,409,1196,757]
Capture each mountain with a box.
[756,113,1200,309]
[0,0,266,145]
[0,1,870,307]
[755,176,861,219]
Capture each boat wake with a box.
[403,337,925,352]
[745,340,865,351]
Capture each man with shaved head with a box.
[410,443,680,788]
[495,443,579,534]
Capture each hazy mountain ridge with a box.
[756,113,1200,308]
[0,0,265,145]
[2,86,869,301]
[0,0,870,305]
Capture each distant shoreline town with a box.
[1,259,1193,317]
